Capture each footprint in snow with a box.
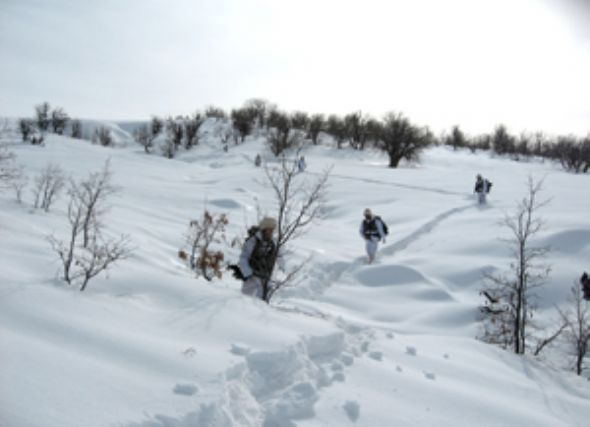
[406,346,417,356]
[340,353,354,366]
[230,343,250,356]
[182,347,197,358]
[173,383,198,396]
[369,351,383,361]
[343,400,360,422]
[332,372,346,382]
[424,372,436,381]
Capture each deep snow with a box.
[1,120,589,427]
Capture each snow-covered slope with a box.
[1,123,589,427]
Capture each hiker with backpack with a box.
[360,208,387,264]
[474,174,492,205]
[236,217,279,299]
[297,156,306,173]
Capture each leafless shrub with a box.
[205,105,227,120]
[94,126,114,146]
[69,159,119,248]
[32,163,66,212]
[0,145,18,188]
[70,120,83,139]
[51,107,69,135]
[231,108,257,142]
[48,162,131,291]
[35,102,51,132]
[180,210,228,280]
[479,177,550,354]
[184,112,205,149]
[133,124,154,153]
[308,114,324,145]
[258,148,331,302]
[10,165,28,203]
[19,118,34,142]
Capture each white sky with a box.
[1,0,589,135]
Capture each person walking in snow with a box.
[474,174,492,205]
[254,153,262,167]
[360,208,386,264]
[297,156,306,173]
[237,217,279,299]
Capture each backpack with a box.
[375,216,389,235]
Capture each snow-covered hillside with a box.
[1,121,589,427]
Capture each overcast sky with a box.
[1,0,589,136]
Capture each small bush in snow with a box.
[179,210,228,281]
[70,119,83,139]
[93,126,114,146]
[50,107,70,135]
[0,145,18,189]
[35,102,51,132]
[10,165,28,203]
[18,118,34,142]
[48,160,131,291]
[32,163,66,212]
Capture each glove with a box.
[228,265,246,281]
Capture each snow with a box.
[1,120,589,427]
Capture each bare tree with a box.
[344,111,369,150]
[184,112,205,149]
[244,98,273,128]
[558,280,590,375]
[492,124,516,156]
[19,118,34,142]
[163,117,183,157]
[48,195,85,284]
[70,159,119,248]
[479,177,550,354]
[290,111,310,132]
[150,116,164,137]
[325,115,346,149]
[70,120,83,139]
[35,102,51,132]
[32,163,66,212]
[133,124,154,153]
[9,165,28,203]
[554,136,590,174]
[259,149,331,302]
[205,105,227,120]
[377,112,432,168]
[51,107,70,135]
[0,144,18,188]
[444,125,468,151]
[48,163,131,291]
[231,107,257,142]
[265,112,302,157]
[77,233,131,291]
[94,126,114,146]
[308,114,324,145]
[179,210,228,281]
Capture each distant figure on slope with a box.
[474,174,492,205]
[297,156,306,173]
[360,208,387,264]
[237,217,279,299]
[254,153,262,167]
